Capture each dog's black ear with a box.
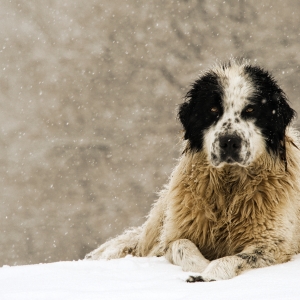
[275,93,296,168]
[178,101,191,138]
[276,93,296,129]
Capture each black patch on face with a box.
[243,65,296,161]
[178,72,224,151]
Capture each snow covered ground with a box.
[0,254,299,300]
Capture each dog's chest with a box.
[165,154,292,260]
[171,169,268,259]
[182,200,255,260]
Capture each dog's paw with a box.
[85,242,120,260]
[84,247,106,260]
[186,275,204,282]
[85,240,134,260]
[186,275,216,283]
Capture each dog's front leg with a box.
[165,239,210,273]
[187,255,245,282]
[187,245,279,282]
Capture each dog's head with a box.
[179,61,296,167]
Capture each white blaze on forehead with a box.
[214,64,254,114]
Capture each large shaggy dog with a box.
[86,60,300,282]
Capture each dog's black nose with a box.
[219,135,242,162]
[219,135,242,151]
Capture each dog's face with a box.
[179,61,295,167]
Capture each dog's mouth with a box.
[224,157,235,164]
[211,156,245,168]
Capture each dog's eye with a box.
[211,107,219,113]
[245,107,254,113]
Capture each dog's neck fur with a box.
[169,151,281,222]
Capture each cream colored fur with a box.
[86,127,300,281]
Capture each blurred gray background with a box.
[1,0,300,266]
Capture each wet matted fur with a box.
[86,60,300,282]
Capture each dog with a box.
[86,60,300,282]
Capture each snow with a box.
[0,254,300,300]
